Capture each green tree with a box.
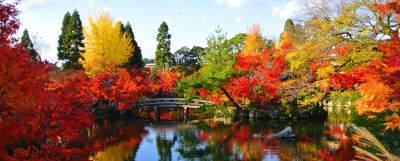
[190,46,204,66]
[265,39,274,50]
[227,33,246,54]
[174,46,191,66]
[57,11,70,64]
[120,22,144,68]
[57,10,85,70]
[284,19,295,34]
[20,29,39,60]
[143,58,155,64]
[155,21,173,70]
[177,27,243,114]
[174,46,204,73]
[279,19,305,45]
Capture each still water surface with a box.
[74,116,357,161]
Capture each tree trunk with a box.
[247,74,254,94]
[220,87,243,113]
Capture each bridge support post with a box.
[154,107,159,121]
[183,107,188,119]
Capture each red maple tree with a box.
[0,1,96,160]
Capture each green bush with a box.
[193,104,235,118]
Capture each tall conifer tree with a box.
[20,29,39,60]
[155,21,173,69]
[57,10,85,70]
[120,22,144,68]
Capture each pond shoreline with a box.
[93,106,328,122]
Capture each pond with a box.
[72,116,358,161]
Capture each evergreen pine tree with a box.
[284,19,295,33]
[126,22,144,68]
[20,29,39,60]
[57,10,85,70]
[57,12,70,67]
[120,22,144,68]
[120,22,126,34]
[279,19,305,44]
[155,21,173,70]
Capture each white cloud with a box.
[215,0,270,8]
[19,0,52,12]
[270,0,299,19]
[272,6,280,15]
[234,14,244,23]
[173,9,183,14]
[200,16,207,21]
[88,0,94,8]
[279,0,299,19]
[235,16,244,22]
[216,0,245,8]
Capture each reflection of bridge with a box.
[129,98,212,121]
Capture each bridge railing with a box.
[132,98,211,107]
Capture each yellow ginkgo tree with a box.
[80,10,133,77]
[242,24,265,56]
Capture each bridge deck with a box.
[131,98,211,109]
[127,98,213,121]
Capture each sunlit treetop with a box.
[80,9,133,77]
[242,24,265,56]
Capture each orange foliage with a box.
[275,31,294,57]
[354,33,400,130]
[384,113,400,131]
[198,88,227,104]
[375,0,400,21]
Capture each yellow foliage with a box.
[298,90,325,107]
[242,24,265,56]
[80,10,134,77]
[316,66,335,79]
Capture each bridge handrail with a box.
[132,98,212,107]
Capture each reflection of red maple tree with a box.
[72,121,148,151]
[318,125,356,161]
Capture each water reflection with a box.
[75,118,361,161]
[137,107,185,120]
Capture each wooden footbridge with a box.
[132,98,211,108]
[127,98,212,120]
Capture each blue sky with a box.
[16,0,300,66]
